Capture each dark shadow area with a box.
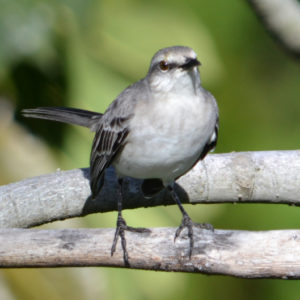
[81,166,190,216]
[14,59,68,147]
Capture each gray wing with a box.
[199,88,219,160]
[90,118,129,197]
[89,80,146,197]
[199,118,219,160]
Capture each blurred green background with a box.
[1,0,300,299]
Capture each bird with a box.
[22,46,219,266]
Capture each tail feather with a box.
[22,107,102,130]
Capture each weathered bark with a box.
[0,151,299,228]
[0,227,299,279]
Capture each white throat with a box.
[149,67,201,98]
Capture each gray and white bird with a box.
[22,46,219,265]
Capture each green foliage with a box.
[1,0,300,299]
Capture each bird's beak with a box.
[180,58,201,70]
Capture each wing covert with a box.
[90,120,129,197]
[199,118,219,160]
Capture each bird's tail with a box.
[22,107,102,130]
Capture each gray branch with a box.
[0,227,300,279]
[0,150,300,228]
[248,0,300,58]
[1,150,300,228]
[1,150,300,276]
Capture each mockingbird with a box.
[22,46,219,266]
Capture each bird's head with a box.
[147,46,201,96]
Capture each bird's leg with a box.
[167,185,214,259]
[111,178,150,266]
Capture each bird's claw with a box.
[111,214,150,266]
[174,214,214,259]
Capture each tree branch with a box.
[248,0,300,58]
[1,150,300,276]
[1,150,300,228]
[0,227,299,278]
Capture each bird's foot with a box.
[111,214,150,266]
[174,213,214,259]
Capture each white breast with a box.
[113,91,216,185]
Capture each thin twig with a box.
[248,0,300,58]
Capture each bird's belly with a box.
[113,116,211,183]
[113,92,216,183]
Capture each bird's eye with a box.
[159,60,169,71]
